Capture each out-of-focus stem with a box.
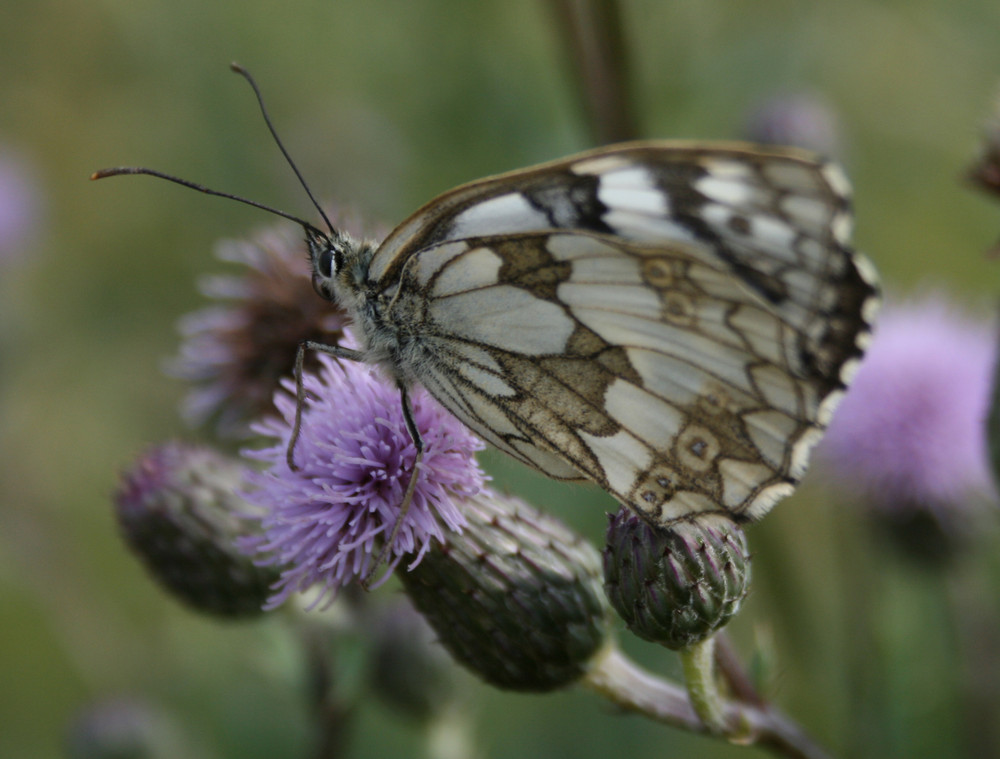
[714,631,766,707]
[547,0,639,144]
[947,549,1000,758]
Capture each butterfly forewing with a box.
[357,141,878,526]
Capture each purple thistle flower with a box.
[743,92,843,158]
[816,296,997,524]
[0,148,41,267]
[168,222,350,437]
[242,347,485,608]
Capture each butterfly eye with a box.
[316,245,336,280]
[311,244,338,300]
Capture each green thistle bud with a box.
[603,509,751,650]
[399,489,612,692]
[114,442,279,618]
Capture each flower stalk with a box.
[679,636,729,735]
[582,644,832,759]
[546,0,637,144]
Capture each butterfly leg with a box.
[362,382,424,589]
[287,339,367,470]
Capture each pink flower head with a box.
[242,346,485,608]
[0,149,41,266]
[743,92,843,157]
[168,224,349,437]
[817,296,997,519]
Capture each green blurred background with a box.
[2,1,1000,757]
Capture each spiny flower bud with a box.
[399,490,612,692]
[114,442,279,617]
[603,509,751,650]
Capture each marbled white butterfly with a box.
[302,141,879,527]
[95,66,879,532]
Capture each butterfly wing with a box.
[369,142,878,524]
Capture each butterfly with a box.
[301,140,879,528]
[95,67,879,533]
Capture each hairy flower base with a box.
[114,442,279,618]
[400,489,612,692]
[242,352,485,608]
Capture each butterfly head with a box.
[305,225,355,303]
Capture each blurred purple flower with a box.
[168,223,350,437]
[242,347,485,608]
[0,149,41,266]
[817,296,997,521]
[743,92,843,157]
[66,697,201,759]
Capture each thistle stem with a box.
[582,643,832,759]
[425,701,481,759]
[680,636,728,734]
[546,0,639,143]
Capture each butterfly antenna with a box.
[230,62,337,236]
[89,167,325,236]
